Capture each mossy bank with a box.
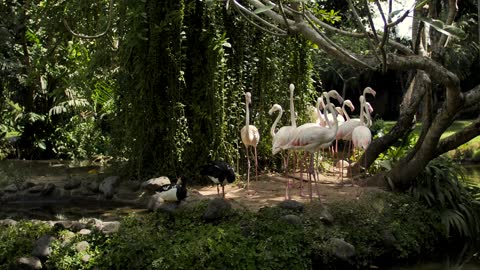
[1,191,478,269]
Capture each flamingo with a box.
[335,99,355,180]
[351,99,373,189]
[240,92,260,192]
[335,87,376,165]
[319,97,345,127]
[268,103,296,199]
[284,90,343,200]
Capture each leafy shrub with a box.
[314,192,444,268]
[0,221,51,267]
[410,157,480,239]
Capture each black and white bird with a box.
[156,176,188,203]
[200,160,236,198]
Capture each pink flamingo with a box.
[240,92,260,192]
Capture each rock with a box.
[20,182,35,191]
[86,218,103,230]
[319,206,334,225]
[101,221,120,234]
[382,230,397,249]
[120,180,141,192]
[41,183,56,196]
[99,176,120,199]
[278,200,304,212]
[81,254,91,263]
[17,256,42,270]
[59,230,76,246]
[280,214,303,227]
[203,198,232,222]
[78,229,92,235]
[64,179,81,190]
[0,218,17,226]
[75,241,90,252]
[141,176,171,191]
[147,193,164,211]
[32,234,55,258]
[86,182,99,192]
[4,184,18,193]
[330,238,355,260]
[28,184,45,193]
[70,221,87,232]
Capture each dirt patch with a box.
[190,172,385,211]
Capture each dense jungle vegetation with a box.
[1,0,480,268]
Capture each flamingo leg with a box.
[222,185,225,198]
[254,146,258,182]
[217,184,220,196]
[308,153,314,201]
[245,145,251,191]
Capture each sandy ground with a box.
[189,171,384,211]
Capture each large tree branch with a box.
[435,118,480,157]
[387,54,460,89]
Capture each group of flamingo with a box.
[241,84,376,201]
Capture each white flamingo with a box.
[284,90,343,200]
[335,99,355,180]
[240,92,260,192]
[268,104,297,199]
[352,97,374,174]
[335,87,376,164]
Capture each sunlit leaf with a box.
[253,4,275,14]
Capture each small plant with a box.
[410,156,480,239]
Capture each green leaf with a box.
[419,17,467,40]
[253,4,274,14]
[37,141,46,150]
[415,0,429,9]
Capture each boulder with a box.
[27,184,45,193]
[16,256,42,270]
[41,183,56,196]
[203,198,232,222]
[280,214,303,227]
[4,184,18,193]
[75,241,90,252]
[32,234,55,258]
[101,221,120,234]
[64,179,81,190]
[278,200,305,212]
[141,176,171,191]
[99,176,120,199]
[330,238,355,261]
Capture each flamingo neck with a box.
[270,108,283,137]
[290,88,296,128]
[245,100,250,127]
[359,98,365,124]
[342,103,351,121]
[323,94,338,133]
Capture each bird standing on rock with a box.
[156,176,188,203]
[200,160,236,198]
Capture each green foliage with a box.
[0,221,51,267]
[46,229,109,269]
[113,0,317,179]
[0,193,457,269]
[95,203,309,269]
[410,157,480,239]
[316,192,444,268]
[51,115,110,160]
